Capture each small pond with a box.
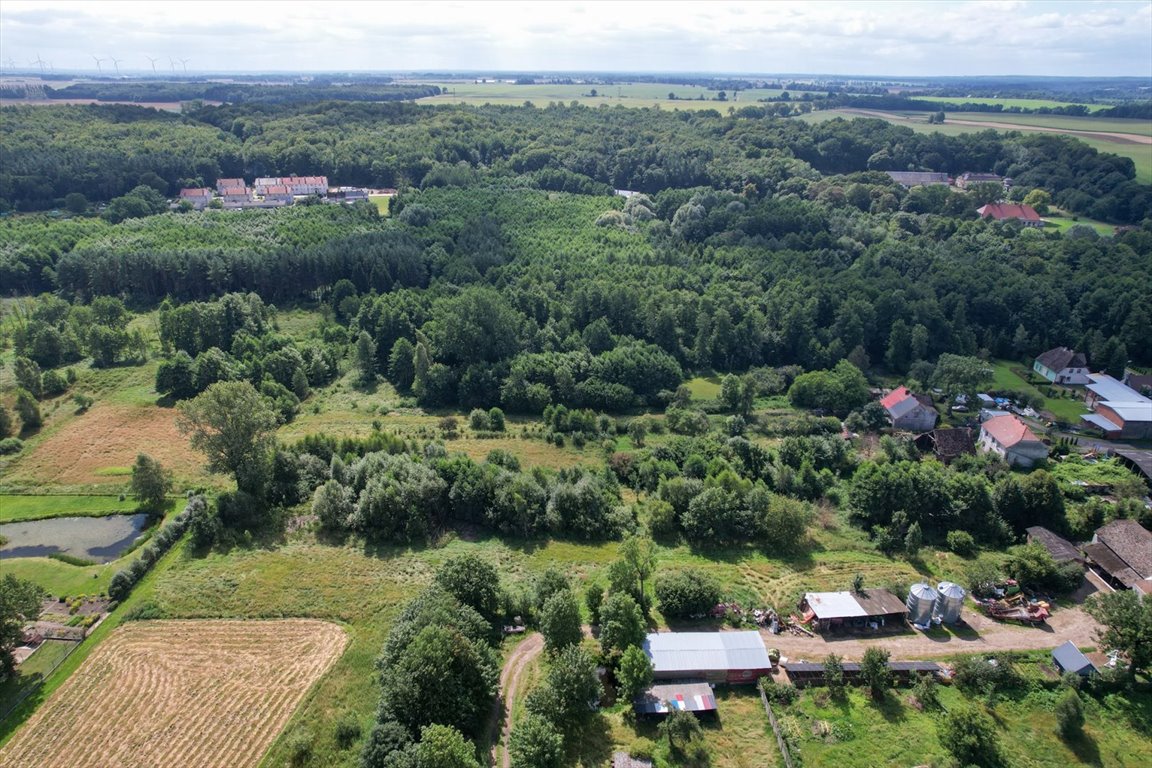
[0,514,149,564]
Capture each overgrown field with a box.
[0,619,347,768]
[784,683,1152,768]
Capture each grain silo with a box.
[936,581,966,624]
[905,582,938,626]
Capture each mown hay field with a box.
[0,619,347,768]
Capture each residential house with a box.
[259,185,293,205]
[885,171,950,187]
[178,188,212,209]
[1081,373,1152,440]
[1083,518,1152,591]
[255,176,329,196]
[978,414,1048,467]
[977,202,1044,227]
[1033,347,1090,385]
[880,386,938,432]
[215,178,246,194]
[914,427,976,463]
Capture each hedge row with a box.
[108,495,207,601]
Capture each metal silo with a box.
[906,582,938,626]
[936,581,966,624]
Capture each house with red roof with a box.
[178,187,212,209]
[977,202,1044,227]
[880,386,938,432]
[978,414,1048,467]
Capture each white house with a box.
[879,386,938,432]
[978,414,1048,468]
[1033,347,1090,385]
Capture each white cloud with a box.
[0,0,1148,76]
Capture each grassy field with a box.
[0,639,77,716]
[795,109,1152,184]
[909,96,1112,113]
[989,360,1087,424]
[785,683,1152,768]
[0,494,138,523]
[416,81,784,111]
[1042,213,1118,237]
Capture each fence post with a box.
[758,680,795,768]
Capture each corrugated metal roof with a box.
[644,631,770,673]
[1052,641,1095,673]
[634,682,717,714]
[804,591,869,619]
[1100,402,1152,422]
[1087,374,1150,404]
[1082,413,1123,432]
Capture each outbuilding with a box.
[643,631,772,685]
[1051,641,1096,677]
[800,589,909,632]
[633,681,718,715]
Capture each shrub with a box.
[760,678,799,706]
[334,713,362,749]
[0,437,24,455]
[655,570,721,620]
[947,530,977,558]
[1055,688,1084,739]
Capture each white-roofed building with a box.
[643,631,771,684]
[1082,373,1152,440]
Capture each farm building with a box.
[642,631,772,684]
[1080,374,1152,439]
[799,589,908,632]
[633,681,718,715]
[880,386,938,432]
[978,414,1048,468]
[956,172,1007,189]
[977,202,1044,227]
[1033,347,1090,385]
[783,660,942,687]
[1083,519,1152,591]
[1026,526,1084,565]
[885,171,949,187]
[1052,641,1096,677]
[914,427,975,463]
[1111,448,1152,486]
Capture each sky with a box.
[1,0,1150,78]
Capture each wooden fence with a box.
[758,680,795,768]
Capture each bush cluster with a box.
[108,496,208,602]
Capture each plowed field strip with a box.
[0,619,347,768]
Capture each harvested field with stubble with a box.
[0,619,348,768]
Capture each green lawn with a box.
[685,375,723,401]
[0,494,138,523]
[989,359,1087,423]
[785,683,1152,768]
[0,639,78,715]
[1042,214,1118,237]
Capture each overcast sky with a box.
[2,0,1150,77]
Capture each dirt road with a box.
[767,603,1101,663]
[491,633,544,768]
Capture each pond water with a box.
[0,514,149,564]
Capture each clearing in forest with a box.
[0,619,347,767]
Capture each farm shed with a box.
[800,589,909,632]
[1025,526,1084,565]
[783,660,942,688]
[1051,641,1096,676]
[643,631,772,684]
[1084,518,1152,590]
[633,681,718,715]
[1111,448,1152,485]
[914,427,975,463]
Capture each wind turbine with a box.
[146,56,158,73]
[169,57,177,73]
[30,55,47,74]
[179,58,189,74]
[111,57,123,76]
[92,55,105,73]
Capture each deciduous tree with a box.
[176,380,278,495]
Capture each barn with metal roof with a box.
[643,631,772,684]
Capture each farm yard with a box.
[0,619,347,768]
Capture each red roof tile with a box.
[880,386,912,410]
[978,203,1042,222]
[981,414,1039,448]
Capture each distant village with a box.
[176,176,391,210]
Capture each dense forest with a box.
[2,100,1148,222]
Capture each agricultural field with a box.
[0,619,347,768]
[908,96,1112,113]
[416,81,785,110]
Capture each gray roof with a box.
[784,661,941,674]
[1026,526,1083,564]
[1036,347,1087,372]
[634,682,717,714]
[1095,519,1152,578]
[886,171,949,186]
[1098,402,1152,423]
[644,631,770,674]
[1087,374,1151,404]
[1112,448,1152,482]
[1052,641,1095,674]
[803,589,908,620]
